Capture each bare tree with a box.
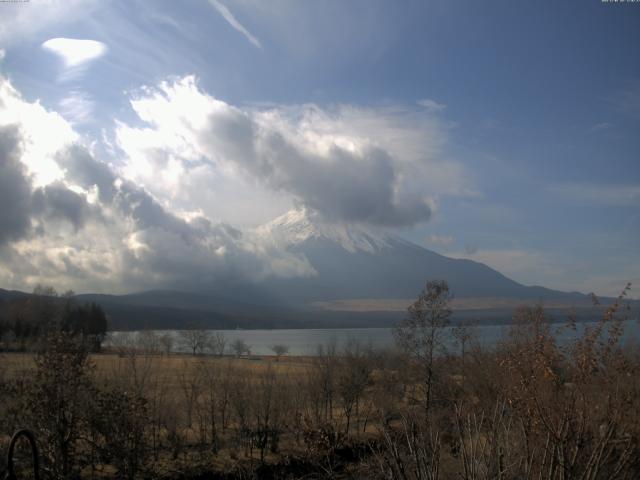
[453,320,474,390]
[197,358,230,451]
[311,341,338,423]
[337,340,373,434]
[270,344,289,360]
[252,367,289,462]
[207,332,227,356]
[159,333,173,356]
[178,325,212,356]
[137,329,159,354]
[177,359,202,435]
[110,331,136,356]
[144,367,172,460]
[394,279,452,418]
[109,340,155,398]
[231,338,250,358]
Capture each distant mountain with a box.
[0,288,31,303]
[2,209,625,330]
[252,208,586,305]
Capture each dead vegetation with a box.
[0,282,638,479]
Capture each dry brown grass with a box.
[1,351,313,379]
[2,288,638,479]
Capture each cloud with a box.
[31,182,100,231]
[0,75,316,293]
[0,125,100,244]
[208,0,262,48]
[116,76,472,227]
[426,234,455,248]
[0,125,33,246]
[589,122,614,133]
[5,145,310,292]
[0,76,76,187]
[0,1,99,46]
[42,37,107,82]
[229,132,432,226]
[58,91,95,124]
[418,98,447,112]
[0,73,476,293]
[0,83,105,245]
[42,38,107,67]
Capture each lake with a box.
[108,319,640,356]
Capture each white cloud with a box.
[42,37,107,68]
[0,71,634,298]
[0,77,75,186]
[58,91,95,124]
[208,0,262,48]
[418,98,447,112]
[589,122,614,132]
[116,76,473,227]
[0,1,98,46]
[0,74,312,293]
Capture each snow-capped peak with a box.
[254,208,392,253]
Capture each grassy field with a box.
[1,350,341,477]
[2,299,639,479]
[1,350,314,379]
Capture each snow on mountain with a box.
[247,207,583,305]
[254,207,392,254]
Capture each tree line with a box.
[0,285,107,352]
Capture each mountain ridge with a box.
[1,208,626,330]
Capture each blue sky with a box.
[0,0,638,296]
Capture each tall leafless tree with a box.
[394,280,452,418]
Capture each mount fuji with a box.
[11,208,599,330]
[252,208,581,307]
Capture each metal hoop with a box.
[4,430,39,480]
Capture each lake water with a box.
[108,319,640,356]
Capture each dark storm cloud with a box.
[57,145,118,202]
[0,134,275,291]
[262,139,432,226]
[52,145,276,289]
[0,128,195,249]
[0,125,34,245]
[196,108,432,227]
[32,182,100,230]
[0,129,102,239]
[58,145,192,234]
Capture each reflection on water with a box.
[107,320,640,356]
